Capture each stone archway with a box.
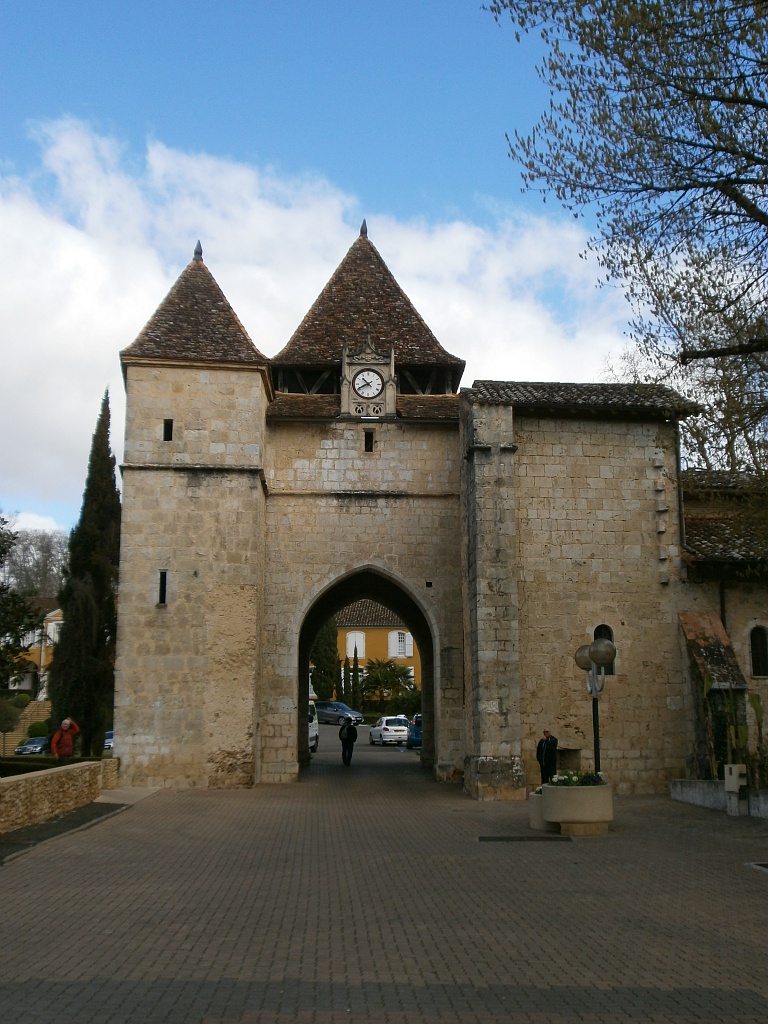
[297,568,436,770]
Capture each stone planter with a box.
[528,791,559,832]
[541,783,613,836]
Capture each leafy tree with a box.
[1,527,68,597]
[48,393,121,756]
[604,344,768,474]
[0,699,22,755]
[361,658,418,714]
[0,516,42,691]
[489,2,768,369]
[309,618,339,701]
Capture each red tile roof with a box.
[121,245,267,366]
[271,226,465,381]
[465,381,698,420]
[681,470,768,568]
[335,599,405,628]
[679,612,747,689]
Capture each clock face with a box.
[353,369,384,399]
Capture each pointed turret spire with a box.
[193,240,203,262]
[360,219,368,238]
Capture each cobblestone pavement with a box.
[2,732,767,1024]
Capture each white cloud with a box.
[4,512,65,533]
[0,119,631,530]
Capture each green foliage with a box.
[0,698,22,734]
[27,719,50,738]
[491,0,768,470]
[49,393,121,757]
[12,693,31,708]
[309,619,339,701]
[361,658,419,715]
[0,516,43,689]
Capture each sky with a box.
[0,1,633,533]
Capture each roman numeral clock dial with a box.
[352,369,384,399]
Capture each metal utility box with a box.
[724,764,747,793]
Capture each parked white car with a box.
[369,717,409,745]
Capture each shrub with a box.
[27,719,51,738]
[13,693,32,709]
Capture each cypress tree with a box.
[308,618,339,701]
[352,645,361,711]
[49,392,121,755]
[342,657,350,704]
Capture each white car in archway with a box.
[369,717,409,745]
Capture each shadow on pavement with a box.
[0,802,127,865]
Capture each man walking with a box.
[339,716,358,766]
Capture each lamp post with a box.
[574,638,616,775]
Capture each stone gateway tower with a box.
[114,227,768,796]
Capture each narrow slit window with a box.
[163,419,174,441]
[751,626,768,676]
[158,570,168,606]
[364,430,374,453]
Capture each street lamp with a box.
[574,638,616,774]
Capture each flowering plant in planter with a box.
[549,770,605,787]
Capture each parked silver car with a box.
[315,701,364,725]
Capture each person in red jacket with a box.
[51,718,80,765]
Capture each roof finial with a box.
[193,240,203,262]
[360,219,368,238]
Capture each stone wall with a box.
[262,417,465,783]
[461,405,700,796]
[115,363,269,788]
[460,402,525,799]
[0,762,108,835]
[114,357,767,796]
[513,416,689,794]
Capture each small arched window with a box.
[751,626,768,677]
[593,624,615,675]
[346,631,365,659]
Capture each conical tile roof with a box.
[121,244,267,365]
[271,225,465,377]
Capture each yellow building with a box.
[11,600,62,699]
[335,599,421,688]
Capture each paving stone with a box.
[0,740,766,1023]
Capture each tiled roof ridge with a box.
[121,245,268,365]
[464,380,698,417]
[681,468,768,493]
[335,599,406,629]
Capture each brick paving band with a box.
[1,736,766,1024]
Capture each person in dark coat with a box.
[339,716,358,766]
[536,728,558,784]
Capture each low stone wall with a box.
[748,790,768,819]
[669,779,726,812]
[0,761,114,835]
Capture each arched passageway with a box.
[297,569,435,771]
